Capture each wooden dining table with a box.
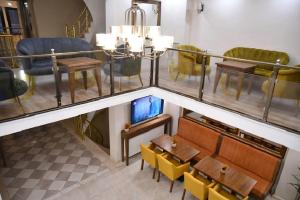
[151,135,200,163]
[193,156,257,197]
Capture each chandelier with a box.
[96,3,174,60]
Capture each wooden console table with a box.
[121,114,172,166]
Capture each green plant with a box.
[290,167,300,200]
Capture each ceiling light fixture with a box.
[96,3,174,60]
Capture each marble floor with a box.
[0,121,110,200]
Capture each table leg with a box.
[125,138,129,166]
[68,72,76,104]
[82,71,88,90]
[94,67,102,97]
[236,72,245,100]
[164,123,167,134]
[247,74,254,95]
[121,135,124,162]
[225,72,231,90]
[169,120,172,136]
[213,67,222,93]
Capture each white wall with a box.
[32,0,86,37]
[274,149,300,200]
[187,0,300,65]
[108,100,181,161]
[105,0,187,43]
[84,0,106,43]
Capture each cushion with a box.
[216,156,271,199]
[177,117,220,153]
[174,135,212,161]
[218,136,280,182]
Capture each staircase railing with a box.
[73,114,104,146]
[65,6,93,38]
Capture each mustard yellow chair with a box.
[176,45,211,81]
[140,144,164,179]
[156,154,190,192]
[261,65,300,109]
[182,170,215,200]
[209,184,248,200]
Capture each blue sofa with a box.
[17,37,93,76]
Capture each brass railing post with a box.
[65,24,69,37]
[263,59,280,121]
[85,10,88,32]
[154,51,160,86]
[199,51,207,100]
[72,25,76,38]
[150,47,154,86]
[51,49,62,107]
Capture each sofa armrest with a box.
[182,53,197,63]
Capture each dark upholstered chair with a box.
[103,45,143,90]
[0,59,28,113]
[16,37,93,93]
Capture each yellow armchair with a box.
[182,170,215,200]
[261,65,300,108]
[209,184,248,200]
[157,154,190,192]
[176,45,211,81]
[140,144,164,179]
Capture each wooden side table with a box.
[121,114,172,166]
[213,61,256,100]
[57,57,102,103]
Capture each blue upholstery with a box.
[16,38,93,76]
[0,60,28,101]
[103,45,141,77]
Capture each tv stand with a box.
[121,114,172,166]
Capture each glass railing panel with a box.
[55,51,110,106]
[267,76,300,131]
[158,49,200,98]
[202,60,269,119]
[0,56,58,121]
[111,56,149,94]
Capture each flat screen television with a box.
[131,95,164,125]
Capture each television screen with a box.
[131,95,164,124]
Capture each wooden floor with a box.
[0,58,299,132]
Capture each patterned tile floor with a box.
[0,122,106,200]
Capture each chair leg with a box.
[28,75,35,95]
[138,74,143,87]
[15,97,25,114]
[119,77,122,91]
[175,72,180,82]
[296,99,300,117]
[152,168,156,179]
[140,159,144,170]
[157,171,160,182]
[207,74,211,83]
[181,189,186,200]
[169,181,174,193]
